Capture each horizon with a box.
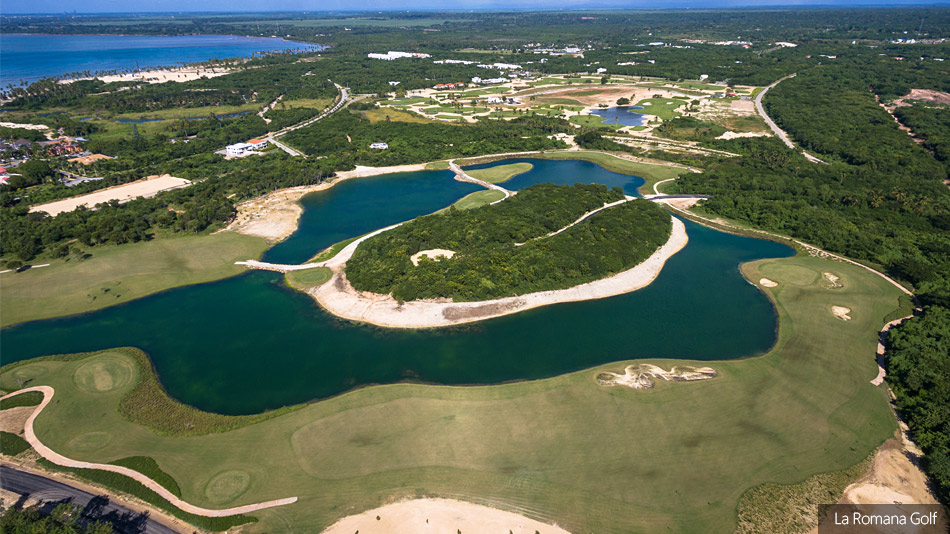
[3,1,950,15]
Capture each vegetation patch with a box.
[346,184,671,302]
[109,456,183,497]
[0,390,44,410]
[0,431,31,456]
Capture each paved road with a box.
[265,84,351,157]
[0,465,180,534]
[754,75,826,164]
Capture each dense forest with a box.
[1,504,114,534]
[894,103,950,170]
[346,184,670,301]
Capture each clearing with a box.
[30,175,191,216]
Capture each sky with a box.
[1,0,947,14]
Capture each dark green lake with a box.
[1,159,793,415]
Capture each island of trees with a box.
[345,183,671,302]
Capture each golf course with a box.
[0,253,903,533]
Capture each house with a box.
[226,143,253,156]
[247,139,268,150]
[486,96,504,104]
[370,142,389,150]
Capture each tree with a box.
[616,97,630,105]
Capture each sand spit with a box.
[596,363,717,389]
[311,217,687,328]
[62,66,232,85]
[320,498,570,534]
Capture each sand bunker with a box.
[311,217,687,328]
[822,272,843,289]
[320,498,570,534]
[410,249,456,266]
[841,439,942,509]
[832,306,852,321]
[596,363,717,389]
[759,278,778,288]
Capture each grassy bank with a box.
[0,253,901,533]
[465,162,533,184]
[0,232,268,328]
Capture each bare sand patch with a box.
[832,306,852,321]
[841,439,942,508]
[759,278,778,288]
[890,88,950,108]
[730,99,756,112]
[30,175,191,216]
[0,121,49,131]
[320,498,570,534]
[716,131,769,140]
[311,217,687,328]
[410,249,456,266]
[334,163,428,180]
[597,363,716,389]
[0,406,34,435]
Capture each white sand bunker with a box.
[716,131,769,140]
[597,364,717,389]
[759,278,778,288]
[410,249,456,266]
[832,306,852,321]
[823,272,843,289]
[320,498,570,534]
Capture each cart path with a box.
[755,75,827,164]
[0,386,297,517]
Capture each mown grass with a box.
[0,232,268,327]
[0,390,44,410]
[569,114,625,129]
[0,253,903,533]
[0,431,31,456]
[436,190,506,213]
[285,267,332,290]
[465,162,532,184]
[361,108,432,124]
[637,98,686,120]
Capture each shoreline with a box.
[309,216,687,329]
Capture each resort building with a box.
[370,142,389,150]
[247,139,268,150]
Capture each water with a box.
[589,106,647,127]
[0,160,793,415]
[0,34,323,87]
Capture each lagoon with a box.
[0,34,322,87]
[0,159,793,415]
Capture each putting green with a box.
[0,254,902,534]
[73,354,133,393]
[68,431,112,453]
[205,470,252,504]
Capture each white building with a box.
[247,138,267,150]
[596,67,607,73]
[493,62,522,70]
[226,143,252,156]
[370,142,389,150]
[368,51,431,60]
[486,96,504,104]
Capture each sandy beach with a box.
[310,216,687,328]
[30,174,191,216]
[321,498,570,534]
[62,66,232,85]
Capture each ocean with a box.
[0,33,323,87]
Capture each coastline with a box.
[309,216,687,329]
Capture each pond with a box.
[589,106,647,127]
[1,159,793,415]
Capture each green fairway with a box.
[569,114,625,129]
[637,98,686,120]
[436,189,506,213]
[0,232,268,327]
[465,162,533,184]
[0,253,901,533]
[285,267,332,290]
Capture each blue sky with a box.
[1,0,946,14]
